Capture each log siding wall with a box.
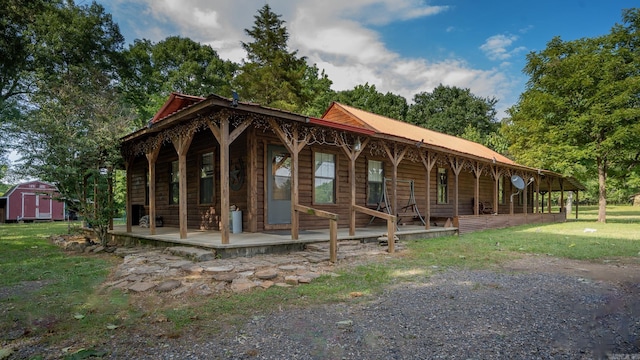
[128,125,537,232]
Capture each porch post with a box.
[171,132,195,240]
[125,159,133,233]
[535,175,540,213]
[291,142,300,239]
[382,143,408,222]
[547,179,552,213]
[472,162,482,216]
[559,178,565,214]
[268,119,309,240]
[449,157,464,218]
[339,137,368,236]
[523,178,528,214]
[576,191,579,219]
[492,166,500,215]
[145,142,161,235]
[209,115,252,244]
[247,126,258,232]
[420,152,437,230]
[509,177,514,216]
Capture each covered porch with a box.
[109,224,458,259]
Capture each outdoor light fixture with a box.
[354,137,362,151]
[231,91,239,107]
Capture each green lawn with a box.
[0,207,638,356]
[0,222,131,347]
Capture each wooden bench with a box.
[472,198,494,214]
[479,201,493,214]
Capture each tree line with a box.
[0,1,638,235]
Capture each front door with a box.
[267,145,291,225]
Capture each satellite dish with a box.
[511,175,525,190]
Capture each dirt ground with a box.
[502,254,640,285]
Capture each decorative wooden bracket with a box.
[145,137,163,235]
[170,129,195,239]
[338,137,369,236]
[268,119,311,240]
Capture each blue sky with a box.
[102,0,636,118]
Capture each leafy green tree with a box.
[406,84,498,137]
[300,64,335,117]
[504,8,640,222]
[9,1,131,244]
[335,83,408,120]
[0,0,57,176]
[234,4,308,111]
[0,0,54,104]
[120,36,238,127]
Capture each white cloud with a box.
[119,0,519,116]
[480,34,527,61]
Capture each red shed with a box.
[0,181,66,223]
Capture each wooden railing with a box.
[352,205,397,253]
[294,204,339,262]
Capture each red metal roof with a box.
[151,92,206,123]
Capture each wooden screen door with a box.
[267,145,292,225]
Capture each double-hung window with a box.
[367,160,384,205]
[200,152,215,204]
[314,152,336,204]
[437,168,448,204]
[169,160,179,205]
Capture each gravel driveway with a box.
[103,260,640,360]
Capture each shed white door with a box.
[37,194,52,219]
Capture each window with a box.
[368,160,384,205]
[271,150,291,200]
[314,152,336,204]
[169,160,179,205]
[498,175,505,204]
[437,168,448,204]
[199,152,215,204]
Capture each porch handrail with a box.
[294,204,339,263]
[352,205,397,253]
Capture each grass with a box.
[0,222,133,345]
[1,206,639,352]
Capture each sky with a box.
[5,1,636,180]
[99,0,634,117]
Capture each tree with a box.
[9,1,131,244]
[504,8,640,222]
[120,36,238,127]
[300,64,335,117]
[0,0,55,104]
[234,4,308,111]
[335,83,408,120]
[406,84,498,137]
[0,0,58,176]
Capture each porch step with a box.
[166,246,215,262]
[377,234,399,245]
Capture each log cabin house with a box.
[119,92,584,258]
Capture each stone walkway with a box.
[100,240,404,295]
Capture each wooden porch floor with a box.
[109,224,458,258]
